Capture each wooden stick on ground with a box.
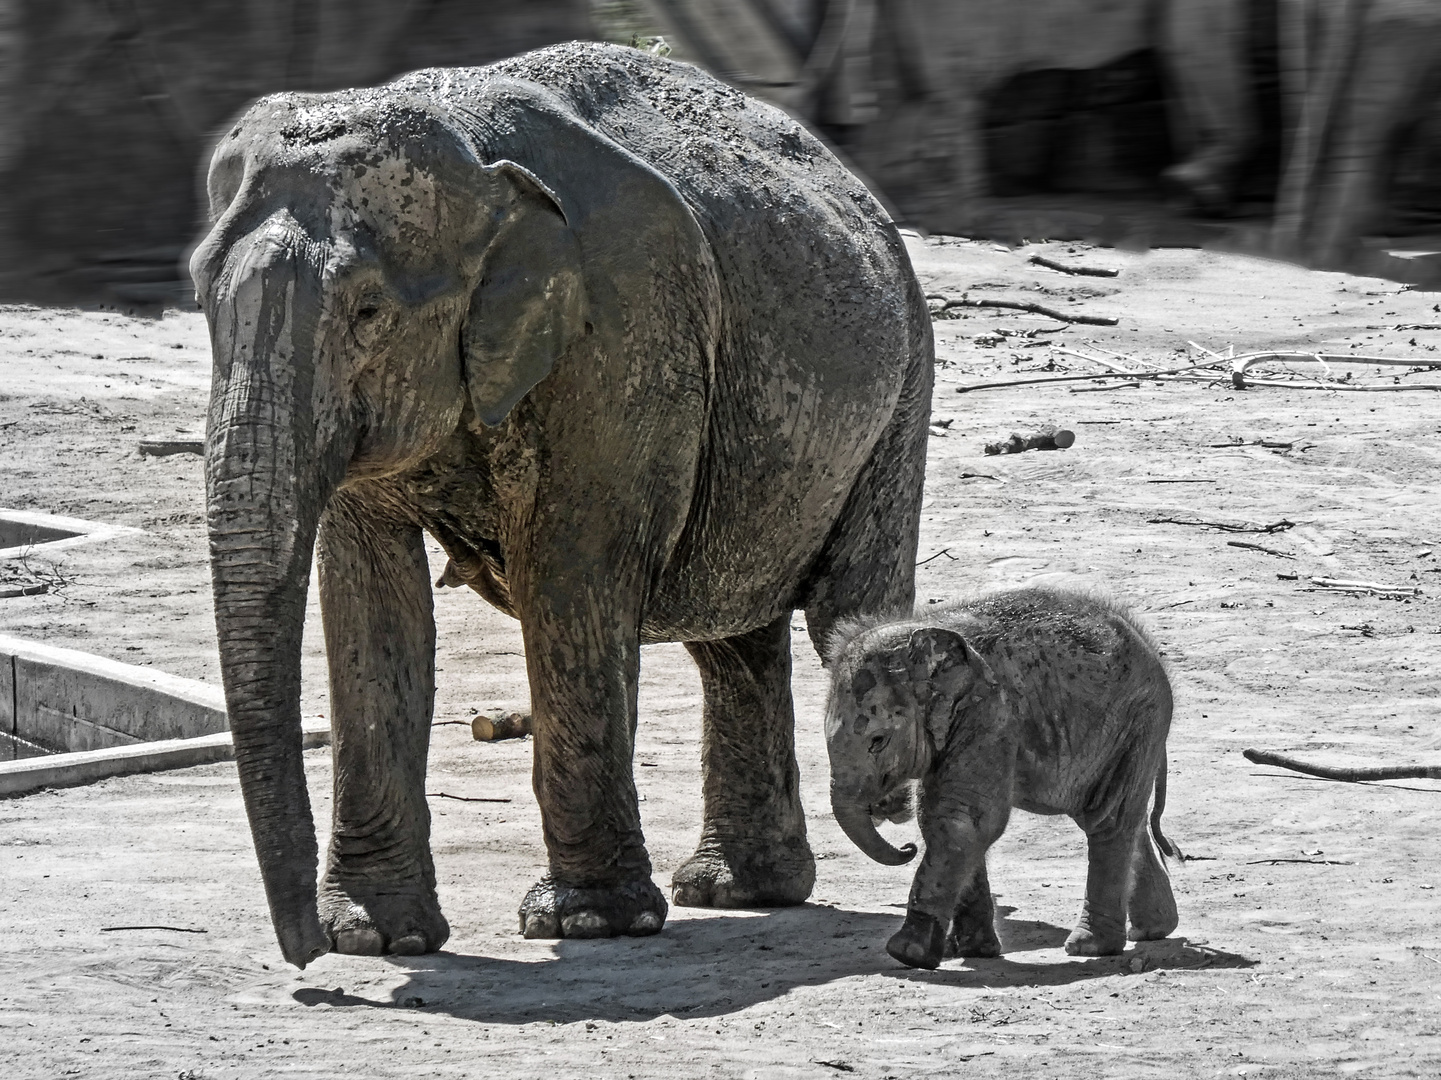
[1244,748,1441,781]
[1027,255,1119,277]
[942,297,1119,326]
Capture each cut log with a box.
[984,426,1076,455]
[472,712,532,742]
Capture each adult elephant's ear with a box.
[462,159,586,427]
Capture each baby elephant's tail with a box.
[1150,752,1184,861]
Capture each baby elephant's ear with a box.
[907,627,997,750]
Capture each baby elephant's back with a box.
[958,589,1171,817]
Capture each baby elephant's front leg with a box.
[887,808,1001,970]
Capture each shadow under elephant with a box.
[289,903,1254,1024]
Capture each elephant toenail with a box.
[388,934,428,956]
[560,911,611,938]
[336,928,385,955]
[627,911,662,935]
[522,912,561,939]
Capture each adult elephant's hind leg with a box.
[671,615,815,908]
[315,492,449,956]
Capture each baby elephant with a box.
[824,586,1179,969]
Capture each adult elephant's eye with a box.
[869,734,889,755]
[356,304,380,320]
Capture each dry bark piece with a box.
[138,439,203,456]
[1244,748,1441,781]
[472,712,533,741]
[984,426,1075,455]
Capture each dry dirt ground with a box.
[4,239,1441,1079]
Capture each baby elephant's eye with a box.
[869,734,889,755]
[356,304,381,320]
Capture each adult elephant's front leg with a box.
[671,615,815,908]
[314,492,448,955]
[517,583,667,939]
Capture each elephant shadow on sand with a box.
[290,905,1254,1024]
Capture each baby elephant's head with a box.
[824,623,997,865]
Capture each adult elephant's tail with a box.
[1150,752,1184,861]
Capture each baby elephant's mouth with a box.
[870,781,916,825]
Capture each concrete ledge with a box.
[1,633,228,752]
[0,719,331,798]
[0,507,144,560]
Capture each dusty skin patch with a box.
[4,241,1441,1077]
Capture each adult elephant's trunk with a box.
[204,226,344,968]
[831,790,917,866]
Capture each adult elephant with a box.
[1272,0,1441,268]
[190,41,933,968]
[642,1,1255,226]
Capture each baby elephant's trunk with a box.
[831,795,917,865]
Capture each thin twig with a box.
[916,548,958,566]
[100,925,209,933]
[1227,540,1295,559]
[1027,254,1119,277]
[1148,517,1295,534]
[426,792,513,803]
[1244,858,1355,866]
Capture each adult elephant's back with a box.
[470,43,931,638]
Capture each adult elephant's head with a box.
[189,89,586,967]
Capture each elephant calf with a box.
[824,586,1180,970]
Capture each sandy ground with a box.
[4,238,1441,1078]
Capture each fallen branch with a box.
[955,359,1224,393]
[1027,254,1119,278]
[0,582,49,599]
[1227,540,1295,559]
[1244,748,1441,781]
[942,297,1118,326]
[1366,324,1441,331]
[916,548,958,566]
[1148,517,1295,534]
[1308,576,1420,597]
[1244,858,1355,865]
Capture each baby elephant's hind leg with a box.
[1126,825,1179,942]
[945,857,1001,958]
[1064,823,1133,957]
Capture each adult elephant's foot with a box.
[670,836,815,908]
[1063,920,1126,957]
[318,882,450,956]
[887,910,946,970]
[519,875,667,939]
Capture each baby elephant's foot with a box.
[319,883,450,957]
[887,910,947,970]
[945,914,1001,959]
[519,875,667,939]
[671,836,815,908]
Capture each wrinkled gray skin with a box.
[824,587,1178,970]
[191,41,931,968]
